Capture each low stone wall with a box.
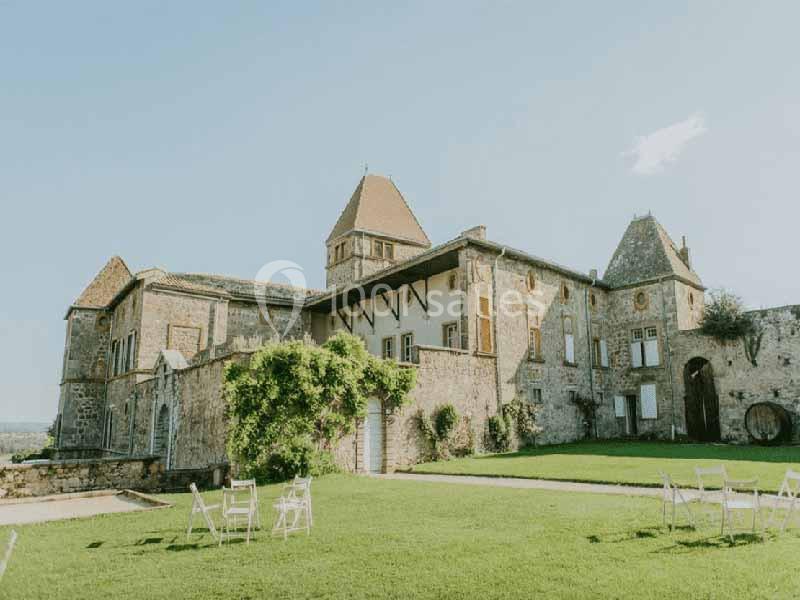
[0,456,228,499]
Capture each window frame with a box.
[442,321,459,349]
[528,327,542,361]
[382,336,396,360]
[400,332,414,363]
[478,296,493,354]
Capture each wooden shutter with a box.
[630,342,643,368]
[614,396,625,418]
[640,384,657,419]
[565,334,575,363]
[479,296,492,353]
[644,339,660,366]
[600,339,609,367]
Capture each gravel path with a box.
[0,492,163,526]
[376,472,683,499]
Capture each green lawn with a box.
[410,441,800,492]
[2,474,800,599]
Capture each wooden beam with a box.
[336,309,353,333]
[358,300,374,329]
[408,281,428,313]
[379,291,399,321]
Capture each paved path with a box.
[377,473,679,499]
[0,492,161,526]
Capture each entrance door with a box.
[684,357,721,442]
[364,399,383,474]
[625,395,638,436]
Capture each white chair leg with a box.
[187,507,195,540]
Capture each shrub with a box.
[487,415,511,452]
[700,290,754,342]
[225,332,416,481]
[434,404,458,440]
[417,404,462,461]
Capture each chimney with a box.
[461,225,486,241]
[589,269,598,281]
[679,235,691,269]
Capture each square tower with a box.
[325,174,431,288]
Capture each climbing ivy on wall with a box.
[225,332,417,481]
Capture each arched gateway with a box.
[683,357,721,442]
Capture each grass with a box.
[409,441,800,492]
[2,473,800,599]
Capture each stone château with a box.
[56,174,800,473]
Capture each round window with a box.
[634,291,648,310]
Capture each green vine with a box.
[225,332,416,481]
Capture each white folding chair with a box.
[764,469,800,533]
[231,479,261,529]
[721,478,765,542]
[272,477,312,540]
[187,483,220,542]
[0,530,17,582]
[659,472,695,531]
[695,465,728,503]
[219,486,256,546]
[293,476,313,526]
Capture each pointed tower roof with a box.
[72,256,133,309]
[327,174,431,246]
[603,215,702,288]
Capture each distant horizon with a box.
[2,3,798,422]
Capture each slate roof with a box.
[169,273,319,303]
[147,274,231,298]
[72,256,133,309]
[603,215,702,288]
[326,174,431,246]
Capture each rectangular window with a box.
[568,390,577,404]
[528,387,543,404]
[631,327,660,367]
[640,383,658,419]
[592,338,610,368]
[443,322,459,349]
[384,242,394,260]
[630,329,644,368]
[125,333,134,372]
[478,296,493,353]
[564,317,575,364]
[529,328,542,361]
[401,333,413,362]
[382,336,395,360]
[373,240,384,258]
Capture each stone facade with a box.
[53,176,800,481]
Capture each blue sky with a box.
[1,2,798,422]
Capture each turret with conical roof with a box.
[325,174,431,288]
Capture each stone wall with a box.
[671,306,800,442]
[58,307,111,449]
[0,457,228,499]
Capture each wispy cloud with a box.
[625,113,707,175]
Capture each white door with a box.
[365,399,383,474]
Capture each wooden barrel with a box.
[745,402,792,445]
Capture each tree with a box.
[699,290,754,342]
[225,332,416,481]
